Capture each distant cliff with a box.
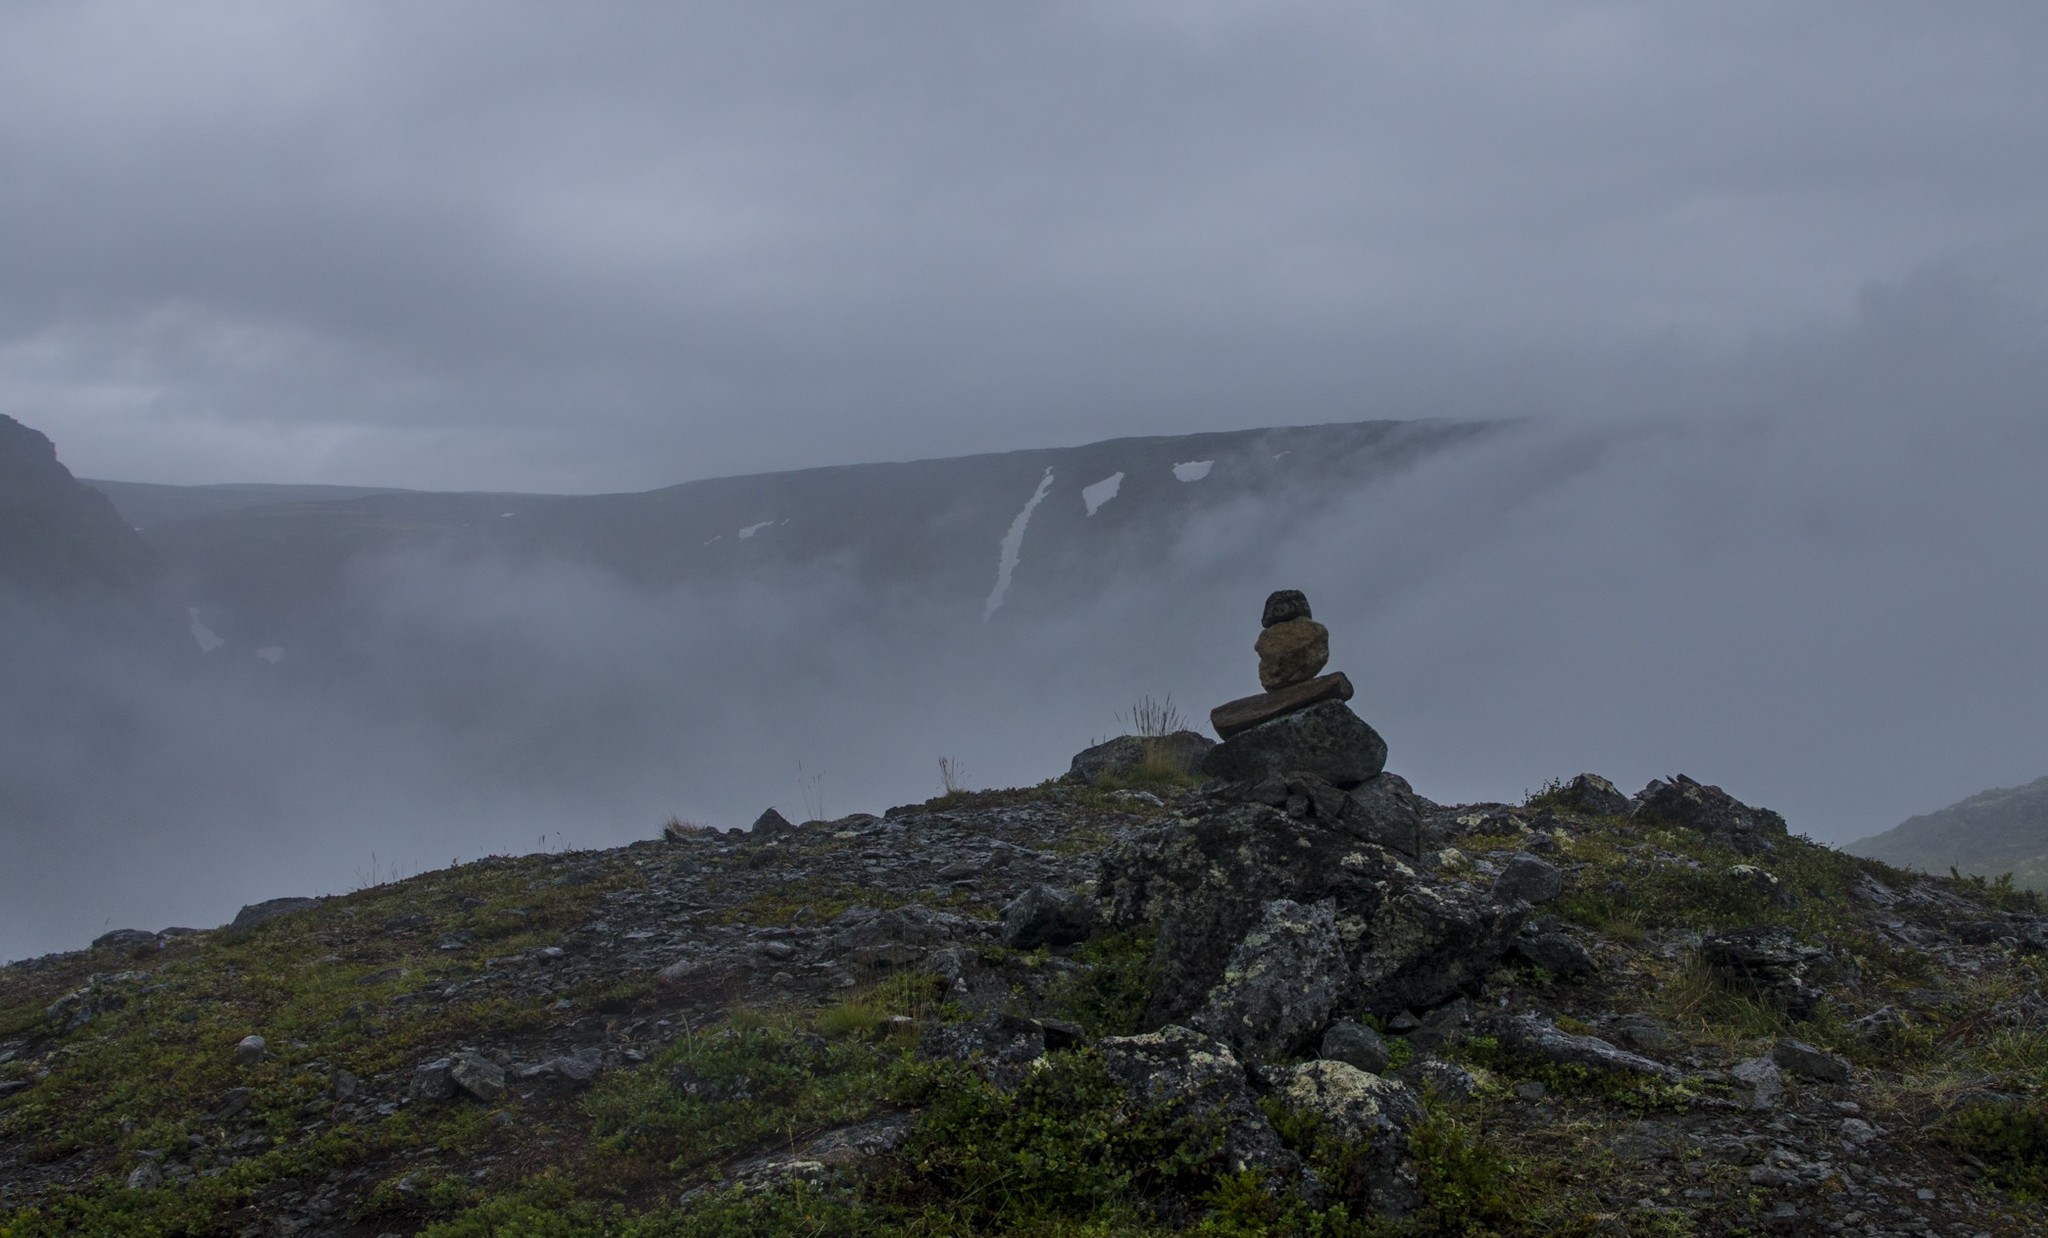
[0,415,168,612]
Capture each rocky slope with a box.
[4,746,2047,1236]
[1849,778,2048,892]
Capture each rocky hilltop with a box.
[1850,777,2048,892]
[4,598,2047,1236]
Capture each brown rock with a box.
[1210,672,1353,739]
[1256,618,1329,689]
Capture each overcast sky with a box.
[4,1,2046,491]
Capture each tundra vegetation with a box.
[2,761,2045,1236]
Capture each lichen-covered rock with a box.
[1351,883,1529,1017]
[1255,618,1330,690]
[1549,773,1631,817]
[999,884,1097,950]
[1199,699,1387,789]
[1191,898,1347,1061]
[1098,803,1397,1029]
[1633,775,1789,854]
[1268,1059,1424,1214]
[1094,1025,1299,1181]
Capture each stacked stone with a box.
[1201,590,1389,788]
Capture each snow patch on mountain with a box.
[1172,460,1214,482]
[1081,472,1124,516]
[984,467,1055,621]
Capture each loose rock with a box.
[999,884,1096,950]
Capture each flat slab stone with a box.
[1201,698,1387,788]
[1210,672,1353,739]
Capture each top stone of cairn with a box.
[1261,589,1311,628]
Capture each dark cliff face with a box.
[0,415,167,607]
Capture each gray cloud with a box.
[2,3,2046,487]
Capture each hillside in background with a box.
[1848,777,2048,890]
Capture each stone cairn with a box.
[1200,589,1389,788]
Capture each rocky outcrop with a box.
[1100,792,1528,1037]
[1634,775,1789,854]
[1699,926,1837,1019]
[1190,898,1347,1060]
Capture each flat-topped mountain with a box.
[88,418,1493,657]
[1848,776,2048,890]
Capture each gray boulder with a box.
[1634,775,1789,854]
[1199,699,1388,789]
[1000,884,1097,950]
[228,897,321,934]
[1319,1020,1392,1075]
[448,1051,507,1102]
[1267,1060,1424,1213]
[409,1058,456,1104]
[828,904,992,968]
[1496,1014,1681,1082]
[1507,926,1595,978]
[1191,898,1348,1061]
[91,929,158,953]
[1491,853,1563,905]
[1064,731,1214,785]
[1731,1055,1783,1110]
[1547,773,1631,817]
[1352,883,1529,1018]
[1772,1036,1850,1084]
[750,807,794,839]
[1343,773,1426,856]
